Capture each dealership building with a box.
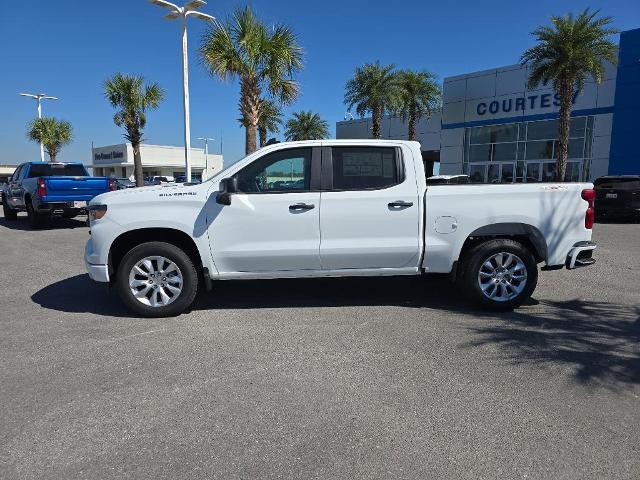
[90,143,223,181]
[337,28,639,183]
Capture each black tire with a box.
[2,195,18,220]
[26,199,46,229]
[460,239,538,311]
[115,241,199,318]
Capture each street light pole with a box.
[181,15,192,183]
[19,92,58,162]
[149,0,215,183]
[197,137,215,179]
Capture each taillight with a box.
[582,188,596,229]
[37,177,47,197]
[108,178,116,191]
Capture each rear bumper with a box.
[566,241,597,269]
[36,201,88,214]
[596,206,640,216]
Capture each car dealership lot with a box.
[0,212,638,480]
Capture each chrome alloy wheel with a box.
[477,252,527,302]
[128,256,183,307]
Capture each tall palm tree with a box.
[27,117,73,162]
[257,99,283,147]
[344,61,398,139]
[104,73,164,187]
[395,70,441,141]
[521,9,617,181]
[200,6,303,154]
[284,111,329,141]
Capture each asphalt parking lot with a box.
[0,211,638,480]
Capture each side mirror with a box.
[216,177,238,205]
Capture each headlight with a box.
[88,204,108,221]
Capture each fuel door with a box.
[434,216,458,234]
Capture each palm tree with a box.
[27,117,73,162]
[104,73,164,187]
[344,61,398,139]
[284,111,329,141]
[200,6,303,154]
[395,70,441,141]
[521,9,617,181]
[257,99,283,147]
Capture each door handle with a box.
[388,200,413,208]
[289,203,315,211]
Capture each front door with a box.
[208,147,322,274]
[319,145,421,270]
[7,164,26,208]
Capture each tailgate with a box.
[42,177,110,202]
[596,189,634,210]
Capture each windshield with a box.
[28,163,89,178]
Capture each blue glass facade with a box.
[609,28,640,175]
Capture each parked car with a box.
[594,175,640,221]
[174,176,201,184]
[84,140,597,317]
[2,162,114,228]
[113,178,136,190]
[426,175,470,185]
[144,176,170,186]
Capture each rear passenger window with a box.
[332,147,401,190]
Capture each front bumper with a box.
[566,241,597,269]
[85,238,109,282]
[85,260,109,282]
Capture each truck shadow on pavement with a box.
[31,274,130,317]
[32,274,640,388]
[461,299,640,389]
[0,216,88,231]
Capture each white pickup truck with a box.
[84,140,597,317]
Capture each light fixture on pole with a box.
[19,92,58,162]
[149,0,215,183]
[197,137,215,179]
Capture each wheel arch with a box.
[456,222,547,274]
[108,228,204,281]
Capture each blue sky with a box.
[1,0,638,167]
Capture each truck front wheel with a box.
[116,241,199,318]
[461,239,538,311]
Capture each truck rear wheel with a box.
[2,195,18,220]
[116,241,199,318]
[461,239,538,311]
[26,199,46,229]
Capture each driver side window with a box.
[235,148,311,193]
[11,165,24,182]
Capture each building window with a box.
[464,116,592,183]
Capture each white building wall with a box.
[91,143,223,180]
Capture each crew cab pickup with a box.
[2,162,114,228]
[84,140,597,317]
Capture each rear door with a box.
[208,147,322,274]
[319,145,421,270]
